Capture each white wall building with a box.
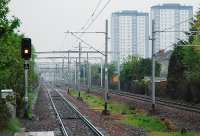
[111,10,149,63]
[151,4,193,54]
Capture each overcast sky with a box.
[9,0,200,53]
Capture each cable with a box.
[153,17,194,56]
[81,0,111,33]
[69,32,105,56]
[91,0,103,17]
[80,0,103,31]
[158,17,193,32]
[155,34,200,56]
[73,0,111,46]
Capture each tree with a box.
[91,64,101,86]
[120,56,161,91]
[167,7,200,103]
[108,63,117,89]
[0,0,38,129]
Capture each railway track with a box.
[47,86,104,136]
[109,90,200,113]
[80,85,200,114]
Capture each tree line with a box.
[0,0,38,129]
[167,8,200,103]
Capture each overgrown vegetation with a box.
[167,8,200,103]
[70,90,168,132]
[89,57,161,92]
[150,132,198,136]
[28,89,38,118]
[69,90,200,135]
[6,118,22,133]
[120,57,161,92]
[85,63,116,89]
[0,0,38,131]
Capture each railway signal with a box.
[21,38,32,60]
[21,38,32,118]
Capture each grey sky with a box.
[9,0,200,52]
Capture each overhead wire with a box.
[81,0,111,33]
[152,16,197,56]
[91,0,103,17]
[71,0,112,51]
[69,31,105,56]
[80,0,103,31]
[157,17,193,32]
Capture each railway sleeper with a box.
[61,117,81,120]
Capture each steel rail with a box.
[48,84,104,136]
[110,90,200,113]
[80,86,200,114]
[55,89,104,136]
[47,88,69,136]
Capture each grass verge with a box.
[69,90,200,136]
[70,90,166,131]
[6,118,22,133]
[150,132,200,136]
[28,89,38,118]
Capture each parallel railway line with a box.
[79,85,200,113]
[109,90,200,113]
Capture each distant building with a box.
[111,10,149,63]
[151,4,193,54]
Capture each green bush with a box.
[6,118,22,133]
[0,99,10,130]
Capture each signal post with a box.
[21,38,32,118]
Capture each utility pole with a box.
[89,63,91,90]
[83,60,86,87]
[104,19,109,113]
[75,58,77,90]
[100,59,103,88]
[55,64,58,85]
[152,20,156,112]
[78,42,81,98]
[68,52,70,86]
[69,58,71,86]
[87,53,90,92]
[54,67,55,86]
[62,58,64,80]
[24,60,29,117]
[117,60,121,91]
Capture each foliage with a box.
[70,90,104,110]
[70,90,200,134]
[6,118,22,133]
[28,89,38,118]
[0,98,10,129]
[167,8,200,103]
[91,64,101,86]
[150,132,197,136]
[70,90,168,133]
[107,63,117,89]
[0,0,20,38]
[0,0,38,130]
[90,63,116,88]
[122,114,167,132]
[120,56,161,90]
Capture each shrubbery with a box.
[0,0,38,130]
[120,57,160,92]
[167,8,200,103]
